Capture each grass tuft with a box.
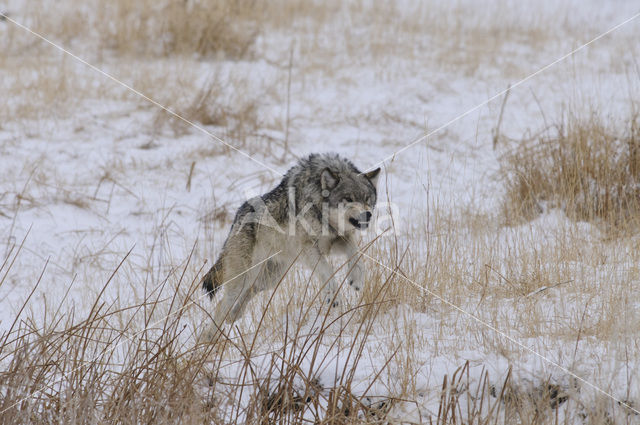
[500,109,640,230]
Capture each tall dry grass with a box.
[2,179,638,423]
[16,0,261,59]
[2,1,640,423]
[500,109,640,230]
[0,236,518,424]
[1,0,601,121]
[150,72,275,158]
[0,0,277,155]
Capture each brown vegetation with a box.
[501,110,640,230]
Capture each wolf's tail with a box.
[202,259,223,298]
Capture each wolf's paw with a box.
[323,291,344,308]
[348,265,364,292]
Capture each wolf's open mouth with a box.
[349,217,368,229]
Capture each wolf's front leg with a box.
[341,236,365,293]
[304,246,344,307]
[347,263,364,292]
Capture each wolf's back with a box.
[202,259,223,298]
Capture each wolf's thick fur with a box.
[201,153,380,340]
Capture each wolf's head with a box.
[320,163,380,233]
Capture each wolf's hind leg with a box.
[214,273,256,325]
[259,259,286,292]
[202,291,237,341]
[201,253,255,341]
[225,282,254,323]
[227,259,284,320]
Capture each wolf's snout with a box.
[349,211,372,229]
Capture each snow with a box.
[1,0,640,422]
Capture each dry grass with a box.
[500,109,640,230]
[0,0,264,131]
[151,72,273,157]
[0,57,107,123]
[253,1,593,78]
[2,184,639,423]
[0,0,602,121]
[0,237,514,424]
[2,1,640,423]
[16,0,261,59]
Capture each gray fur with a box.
[200,153,380,341]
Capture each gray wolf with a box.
[200,153,380,340]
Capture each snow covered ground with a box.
[1,0,640,422]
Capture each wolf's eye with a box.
[344,197,353,203]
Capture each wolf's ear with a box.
[321,168,339,191]
[364,167,381,187]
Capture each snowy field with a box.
[1,1,640,423]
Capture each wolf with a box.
[200,153,380,340]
